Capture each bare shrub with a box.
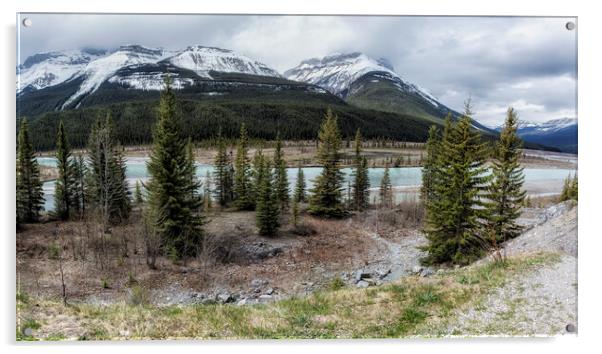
[202,232,242,265]
[290,223,317,237]
[396,198,425,228]
[128,284,150,306]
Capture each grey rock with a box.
[356,280,370,288]
[266,288,274,295]
[412,265,423,274]
[355,269,372,282]
[258,294,273,303]
[217,293,233,303]
[376,268,391,279]
[237,298,248,306]
[420,267,435,277]
[251,279,268,288]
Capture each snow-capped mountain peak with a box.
[284,52,398,96]
[17,49,105,92]
[491,118,578,132]
[18,44,283,107]
[284,52,442,108]
[166,45,280,78]
[62,45,169,108]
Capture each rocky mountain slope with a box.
[493,118,577,153]
[285,52,495,133]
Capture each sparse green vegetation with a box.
[16,252,560,340]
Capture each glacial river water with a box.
[37,156,576,211]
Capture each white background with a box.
[1,0,599,353]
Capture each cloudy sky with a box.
[18,14,577,125]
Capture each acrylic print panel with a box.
[15,13,577,340]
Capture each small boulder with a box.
[356,280,370,288]
[217,293,233,303]
[258,294,273,303]
[376,268,391,279]
[251,279,268,288]
[266,288,274,295]
[420,268,435,277]
[412,265,423,274]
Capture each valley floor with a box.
[16,200,577,340]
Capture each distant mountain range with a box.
[18,44,543,151]
[492,118,577,153]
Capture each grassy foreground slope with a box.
[17,252,560,340]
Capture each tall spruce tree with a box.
[16,118,44,223]
[420,125,442,204]
[422,105,490,265]
[351,129,370,211]
[134,180,144,205]
[86,114,130,225]
[145,78,204,259]
[379,165,393,208]
[255,156,280,236]
[251,147,265,200]
[293,166,306,203]
[54,120,77,220]
[308,109,347,217]
[73,154,87,218]
[485,108,526,243]
[273,134,289,209]
[233,123,254,210]
[560,173,578,201]
[213,129,233,207]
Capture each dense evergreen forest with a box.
[22,99,440,151]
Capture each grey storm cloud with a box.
[17,14,577,125]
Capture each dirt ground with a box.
[16,204,425,307]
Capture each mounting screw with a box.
[565,21,575,31]
[22,18,32,28]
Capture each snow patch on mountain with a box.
[108,70,195,91]
[62,45,169,108]
[17,50,103,92]
[492,118,577,133]
[284,52,398,96]
[284,52,441,108]
[166,46,280,79]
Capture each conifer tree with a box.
[485,108,526,243]
[203,170,212,210]
[16,118,44,223]
[291,198,300,227]
[86,114,130,225]
[255,157,279,236]
[73,154,87,218]
[134,180,144,205]
[54,120,77,220]
[570,174,578,201]
[421,103,490,265]
[308,109,347,217]
[421,125,442,204]
[379,165,393,208]
[560,174,571,201]
[213,129,233,207]
[351,129,370,211]
[251,147,265,201]
[560,173,578,201]
[233,123,254,210]
[273,133,289,209]
[145,78,204,259]
[293,167,306,203]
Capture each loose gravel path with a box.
[443,203,578,336]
